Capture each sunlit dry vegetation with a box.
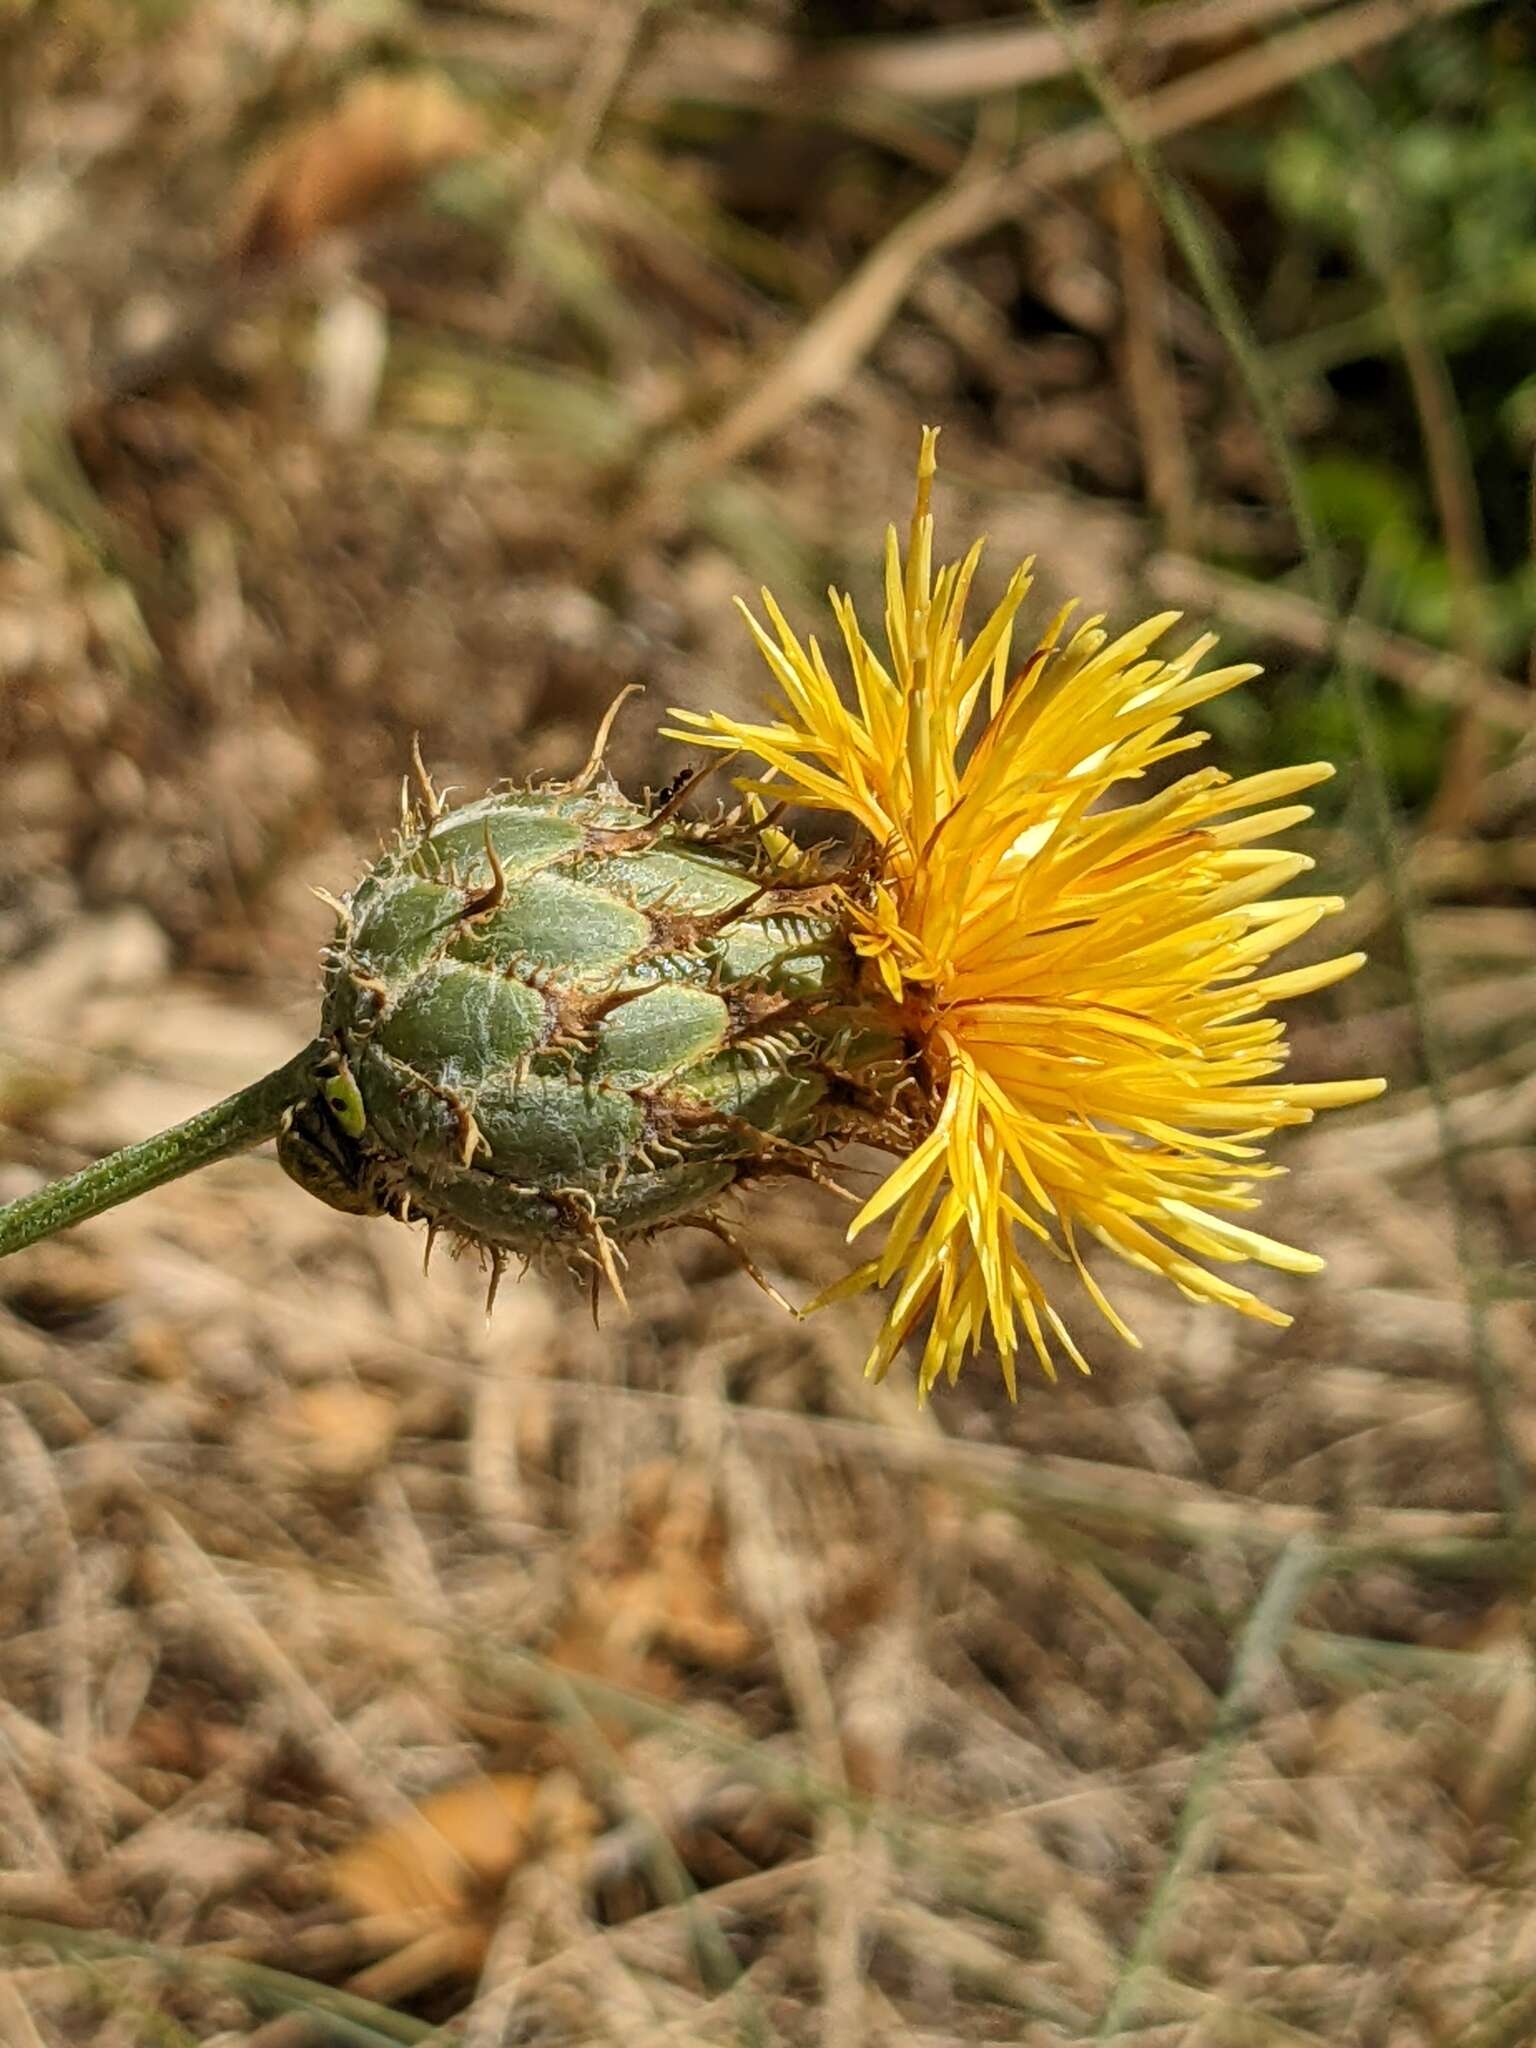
[2,1,1536,2042]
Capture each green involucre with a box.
[277,778,904,1276]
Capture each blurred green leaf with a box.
[1302,454,1423,565]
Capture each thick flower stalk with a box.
[0,432,1381,1398]
[668,429,1384,1395]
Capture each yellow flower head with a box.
[669,431,1384,1398]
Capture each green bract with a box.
[276,770,902,1292]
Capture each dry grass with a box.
[2,2,1534,2042]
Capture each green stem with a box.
[0,1040,324,1257]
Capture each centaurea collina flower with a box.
[669,430,1384,1396]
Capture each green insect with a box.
[319,1061,368,1138]
[275,1068,383,1220]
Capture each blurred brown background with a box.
[3,3,1536,2043]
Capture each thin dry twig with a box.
[527,1378,1511,1563]
[1147,553,1533,730]
[622,0,1487,511]
[0,1979,48,2048]
[1309,74,1501,831]
[0,1406,102,1861]
[723,1450,867,2048]
[424,0,1349,112]
[1110,167,1198,551]
[498,0,657,339]
[1094,1538,1322,2037]
[768,0,1350,101]
[1386,269,1497,825]
[151,1511,455,1845]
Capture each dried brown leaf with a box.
[568,1461,760,1676]
[328,1770,596,1926]
[275,1383,401,1481]
[232,75,487,270]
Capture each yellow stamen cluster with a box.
[669,431,1383,1397]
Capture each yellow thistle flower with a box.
[668,430,1385,1398]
